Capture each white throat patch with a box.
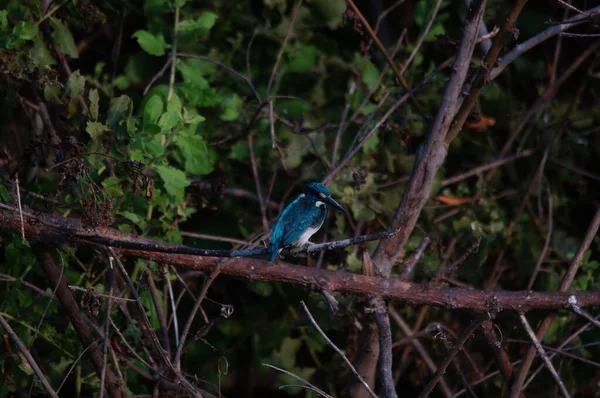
[315,201,325,207]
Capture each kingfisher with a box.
[268,182,346,261]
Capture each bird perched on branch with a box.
[268,182,346,262]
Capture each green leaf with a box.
[132,30,166,56]
[158,111,180,132]
[86,121,110,140]
[167,93,183,115]
[44,84,62,104]
[287,44,319,73]
[279,337,301,369]
[89,89,100,121]
[173,130,215,175]
[50,18,78,58]
[177,11,218,35]
[220,93,242,121]
[101,176,124,197]
[29,34,56,67]
[144,95,163,126]
[363,130,379,153]
[67,70,85,98]
[153,165,190,198]
[119,211,147,230]
[13,21,38,40]
[313,0,346,29]
[229,141,248,161]
[0,11,8,32]
[177,60,209,87]
[0,185,8,201]
[107,95,132,126]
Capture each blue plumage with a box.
[268,182,346,261]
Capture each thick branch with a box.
[32,246,124,398]
[2,206,600,312]
[371,0,487,277]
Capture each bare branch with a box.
[399,0,443,75]
[2,206,600,312]
[490,5,600,80]
[518,312,570,398]
[266,0,302,95]
[399,236,430,280]
[300,301,378,398]
[263,363,332,398]
[372,298,397,398]
[418,320,481,397]
[0,313,58,397]
[510,207,600,397]
[371,0,486,277]
[389,307,452,397]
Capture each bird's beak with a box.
[325,196,347,214]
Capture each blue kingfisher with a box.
[268,182,346,261]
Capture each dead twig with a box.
[518,312,570,398]
[0,313,58,397]
[418,320,481,397]
[510,207,600,397]
[263,363,332,398]
[300,301,378,398]
[266,0,302,95]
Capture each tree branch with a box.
[510,207,600,397]
[32,246,124,398]
[3,205,600,312]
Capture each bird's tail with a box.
[268,245,279,262]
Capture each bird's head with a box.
[302,182,347,213]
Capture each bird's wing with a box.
[281,201,325,246]
[270,196,303,247]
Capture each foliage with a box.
[0,0,599,396]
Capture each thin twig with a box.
[389,307,452,397]
[526,179,553,290]
[67,285,136,302]
[322,56,454,185]
[331,81,356,167]
[418,320,481,397]
[181,231,249,246]
[440,150,535,187]
[31,252,64,346]
[177,53,260,101]
[167,6,180,100]
[524,312,600,388]
[143,55,174,96]
[99,258,115,398]
[173,264,222,370]
[15,175,25,243]
[56,340,100,394]
[518,312,570,398]
[107,248,202,397]
[399,0,443,75]
[269,100,286,169]
[510,207,600,397]
[165,265,180,348]
[248,133,269,232]
[266,0,302,94]
[568,297,600,329]
[262,363,332,398]
[300,301,378,398]
[346,0,410,90]
[490,5,600,80]
[0,313,58,397]
[399,236,430,280]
